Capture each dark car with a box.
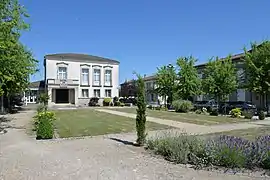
[194,100,218,111]
[220,101,257,115]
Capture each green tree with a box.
[155,64,177,106]
[135,73,147,146]
[0,0,37,111]
[176,56,201,100]
[202,56,238,106]
[244,41,270,109]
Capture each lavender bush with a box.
[146,133,270,170]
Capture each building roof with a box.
[44,53,120,64]
[195,53,244,68]
[28,80,45,89]
[121,74,157,85]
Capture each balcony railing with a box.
[47,79,79,86]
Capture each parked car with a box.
[194,100,218,111]
[220,101,257,115]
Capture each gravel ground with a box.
[0,110,269,180]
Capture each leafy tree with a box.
[176,56,201,100]
[155,64,177,106]
[135,73,147,146]
[243,41,270,109]
[202,56,238,106]
[0,0,37,111]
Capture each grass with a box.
[54,109,170,138]
[210,126,270,141]
[108,108,250,125]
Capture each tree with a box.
[243,41,270,109]
[202,56,238,106]
[176,56,201,100]
[0,0,37,112]
[135,73,147,146]
[155,64,177,106]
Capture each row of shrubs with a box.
[88,97,125,107]
[34,105,55,139]
[172,99,266,120]
[147,132,270,170]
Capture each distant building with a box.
[44,53,120,106]
[120,51,269,108]
[24,80,45,104]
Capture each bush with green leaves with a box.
[242,110,254,119]
[172,100,193,113]
[209,108,218,116]
[103,98,112,106]
[135,74,147,146]
[35,111,55,140]
[230,108,242,118]
[195,109,202,114]
[258,110,265,120]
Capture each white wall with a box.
[46,58,119,101]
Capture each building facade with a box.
[120,53,269,109]
[44,53,120,106]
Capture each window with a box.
[146,82,151,90]
[81,89,89,98]
[58,67,67,79]
[94,89,100,97]
[81,68,89,85]
[105,89,112,97]
[93,69,101,86]
[104,69,112,86]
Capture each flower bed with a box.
[146,132,270,170]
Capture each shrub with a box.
[88,97,99,106]
[195,109,202,114]
[242,110,254,119]
[147,105,153,109]
[230,108,242,118]
[209,108,218,116]
[35,111,55,140]
[120,102,125,107]
[147,133,270,170]
[37,104,46,113]
[103,98,112,106]
[258,110,265,120]
[38,93,49,105]
[135,74,147,146]
[172,100,193,113]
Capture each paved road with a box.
[0,110,268,180]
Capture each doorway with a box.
[55,89,69,103]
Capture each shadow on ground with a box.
[109,137,135,146]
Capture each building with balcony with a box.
[44,53,120,106]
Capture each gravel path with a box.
[95,109,264,135]
[0,110,268,180]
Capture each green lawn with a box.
[108,108,250,125]
[54,109,170,138]
[211,126,270,141]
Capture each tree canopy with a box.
[0,0,37,97]
[176,56,201,100]
[155,64,177,105]
[202,56,238,103]
[243,41,270,108]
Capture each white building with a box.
[44,53,120,106]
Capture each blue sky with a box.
[20,0,270,83]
